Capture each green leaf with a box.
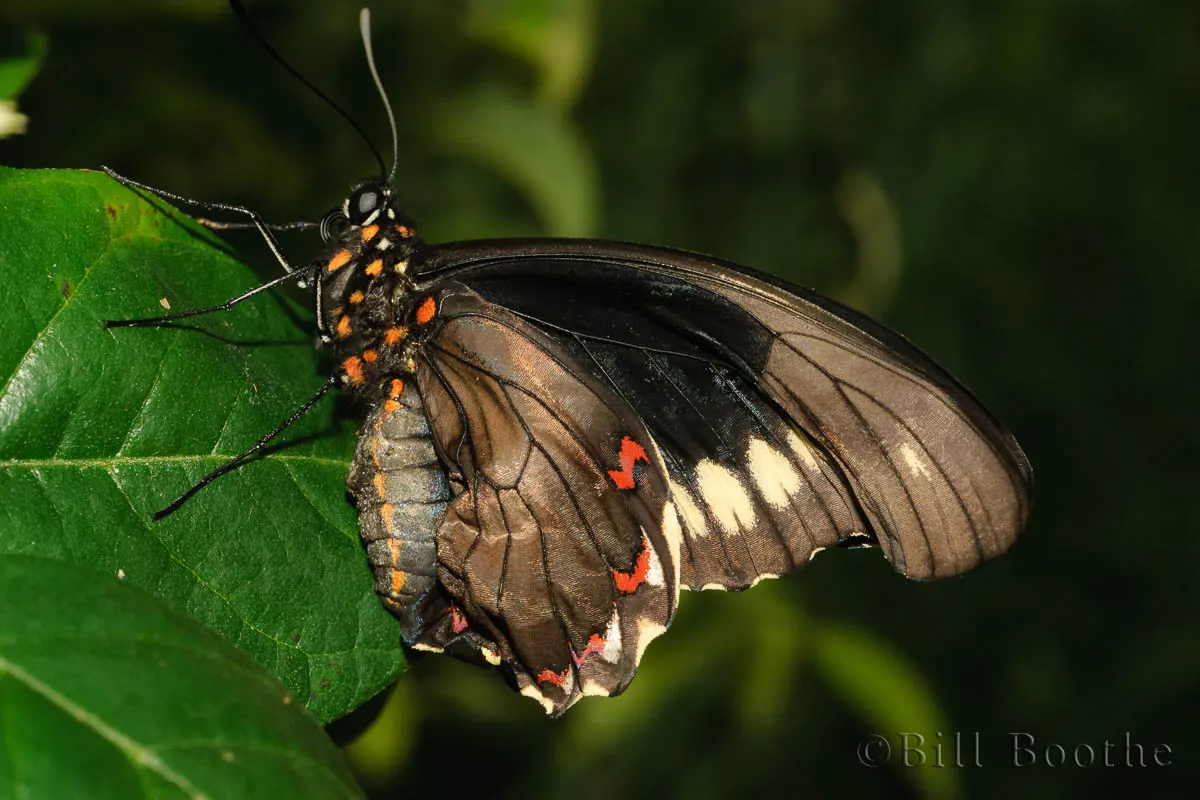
[0,553,363,799]
[0,32,47,101]
[0,167,404,724]
[432,85,599,237]
[811,621,959,800]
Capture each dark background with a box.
[3,0,1196,797]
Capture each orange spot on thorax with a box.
[335,316,353,338]
[327,250,352,272]
[365,259,383,276]
[361,224,380,242]
[416,296,436,325]
[342,355,364,384]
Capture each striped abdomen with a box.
[347,384,450,634]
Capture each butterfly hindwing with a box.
[412,282,681,714]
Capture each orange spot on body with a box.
[396,225,414,239]
[342,355,364,385]
[416,296,436,325]
[335,316,353,338]
[607,436,649,490]
[613,535,652,593]
[387,539,402,566]
[380,503,395,530]
[388,378,404,398]
[384,326,407,346]
[349,290,365,304]
[384,399,402,413]
[327,249,352,272]
[362,349,378,363]
[361,224,380,242]
[365,259,383,276]
[374,473,387,499]
[450,604,469,634]
[390,570,406,595]
[537,668,569,687]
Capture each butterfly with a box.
[106,4,1032,717]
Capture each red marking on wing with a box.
[450,604,469,634]
[537,668,569,687]
[607,436,648,490]
[571,633,608,667]
[613,534,652,593]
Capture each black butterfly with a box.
[107,4,1032,717]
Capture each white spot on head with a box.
[387,208,396,219]
[899,442,931,479]
[786,429,821,471]
[746,438,802,508]
[695,459,757,533]
[670,482,709,538]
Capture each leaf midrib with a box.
[0,654,205,800]
[0,454,349,470]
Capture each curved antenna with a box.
[359,8,400,184]
[229,0,386,177]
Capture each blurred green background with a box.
[2,0,1196,797]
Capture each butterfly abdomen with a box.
[348,381,449,629]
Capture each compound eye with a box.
[348,187,380,225]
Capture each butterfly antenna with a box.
[228,0,386,177]
[359,8,399,183]
[153,377,337,519]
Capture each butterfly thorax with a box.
[316,179,425,404]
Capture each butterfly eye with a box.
[348,186,381,225]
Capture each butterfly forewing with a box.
[411,240,1033,584]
